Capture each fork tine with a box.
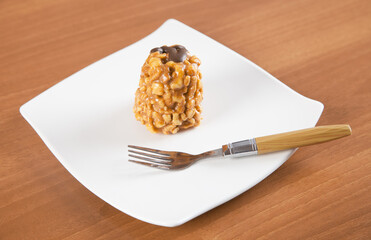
[128,145,170,156]
[129,154,172,164]
[129,159,170,170]
[128,149,172,161]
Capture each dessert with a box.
[133,45,203,134]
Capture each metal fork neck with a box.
[198,148,223,159]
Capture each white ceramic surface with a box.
[20,19,324,227]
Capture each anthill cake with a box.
[133,45,203,134]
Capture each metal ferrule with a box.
[222,138,258,157]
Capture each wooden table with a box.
[1,0,370,239]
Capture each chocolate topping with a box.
[150,45,188,62]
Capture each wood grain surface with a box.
[1,0,370,239]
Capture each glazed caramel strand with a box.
[133,51,203,134]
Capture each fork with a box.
[128,124,351,170]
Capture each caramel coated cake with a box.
[133,45,203,134]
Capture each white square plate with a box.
[20,19,323,227]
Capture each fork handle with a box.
[255,124,351,154]
[222,125,351,157]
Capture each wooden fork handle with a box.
[255,124,352,154]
